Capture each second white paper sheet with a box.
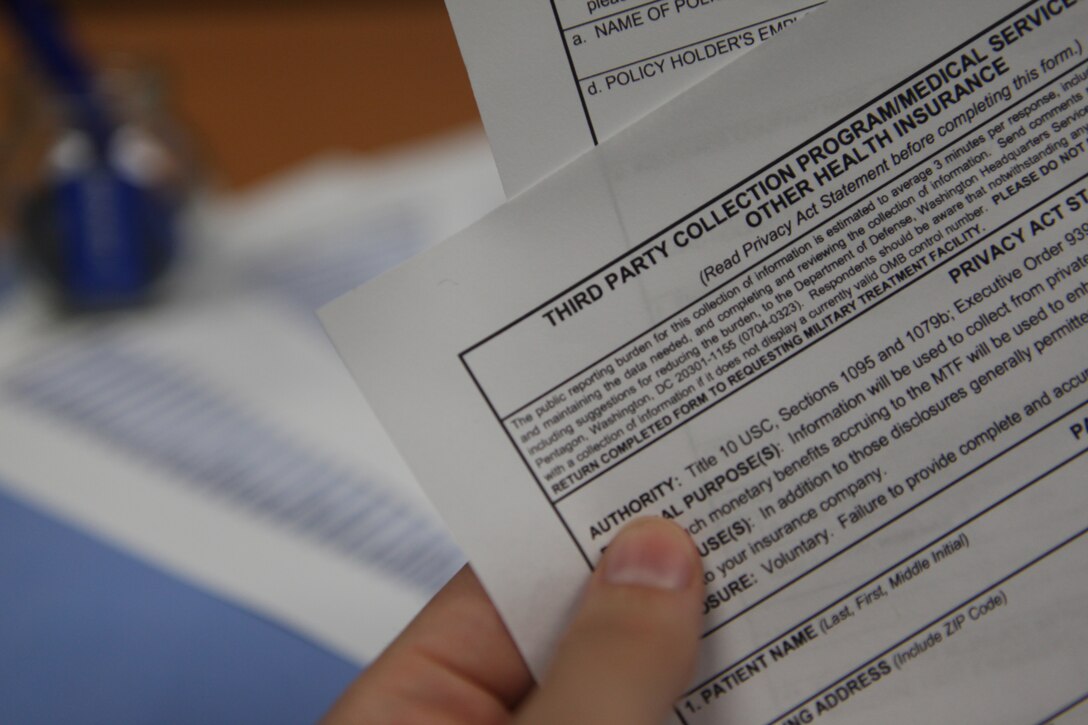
[446,0,823,195]
[325,0,1088,722]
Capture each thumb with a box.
[517,517,704,725]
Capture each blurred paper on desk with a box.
[0,131,504,664]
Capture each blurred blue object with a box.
[5,0,185,308]
[0,485,360,725]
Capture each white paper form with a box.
[325,1,1088,721]
[446,0,822,195]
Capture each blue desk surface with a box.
[0,485,360,724]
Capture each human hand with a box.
[322,517,704,724]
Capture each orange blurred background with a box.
[0,0,481,189]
